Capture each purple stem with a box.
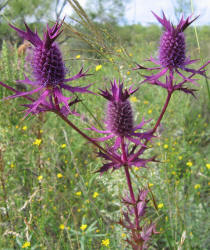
[152,90,172,133]
[0,81,35,102]
[121,137,140,230]
[53,92,60,111]
[130,87,173,163]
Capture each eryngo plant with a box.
[1,21,92,117]
[134,11,209,97]
[0,12,209,250]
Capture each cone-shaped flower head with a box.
[88,80,153,149]
[133,11,209,96]
[10,21,66,87]
[103,81,134,137]
[153,11,197,69]
[2,21,92,116]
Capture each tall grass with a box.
[0,4,209,249]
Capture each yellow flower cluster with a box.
[96,65,102,71]
[101,238,110,246]
[22,241,30,248]
[59,224,65,230]
[130,96,138,103]
[57,173,63,178]
[33,139,42,146]
[93,192,99,198]
[80,224,87,231]
[186,161,193,167]
[158,203,164,209]
[194,184,201,189]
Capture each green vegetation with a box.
[0,2,209,249]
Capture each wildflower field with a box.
[0,1,209,249]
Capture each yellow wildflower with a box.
[76,55,81,59]
[40,129,43,133]
[80,224,87,231]
[101,238,110,247]
[61,144,66,148]
[22,241,30,248]
[178,156,183,160]
[186,161,192,167]
[75,191,82,196]
[57,173,63,178]
[96,229,100,233]
[158,203,164,209]
[148,109,152,114]
[148,183,154,187]
[194,184,201,189]
[129,53,133,57]
[33,139,42,146]
[77,208,81,212]
[130,96,138,103]
[93,192,99,198]
[96,65,102,71]
[127,71,130,75]
[37,175,43,181]
[121,233,126,238]
[164,144,168,149]
[206,163,210,169]
[10,163,15,168]
[116,48,122,53]
[22,126,27,131]
[59,224,65,230]
[144,100,149,104]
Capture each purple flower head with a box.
[1,20,93,116]
[88,80,153,149]
[153,11,198,69]
[134,12,209,96]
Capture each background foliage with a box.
[0,0,209,249]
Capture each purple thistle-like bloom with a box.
[88,80,153,149]
[1,20,92,116]
[134,11,208,96]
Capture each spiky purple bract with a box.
[96,146,156,174]
[119,189,159,249]
[2,21,93,116]
[88,80,153,149]
[134,11,209,96]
